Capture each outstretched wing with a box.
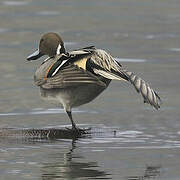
[89,49,129,81]
[86,48,161,109]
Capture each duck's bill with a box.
[27,49,43,61]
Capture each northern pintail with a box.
[27,32,161,133]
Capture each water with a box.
[0,0,180,179]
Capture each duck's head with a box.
[27,32,66,61]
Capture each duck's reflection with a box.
[126,165,161,180]
[41,139,111,180]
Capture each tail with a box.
[123,70,161,110]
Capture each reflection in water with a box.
[41,140,111,179]
[0,127,91,140]
[0,126,167,179]
[127,165,161,180]
[0,130,111,179]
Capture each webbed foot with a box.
[65,126,91,136]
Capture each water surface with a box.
[0,0,180,179]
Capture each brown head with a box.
[27,32,66,61]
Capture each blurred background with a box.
[0,0,180,179]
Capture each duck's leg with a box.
[66,110,78,130]
[66,110,90,134]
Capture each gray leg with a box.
[66,110,77,130]
[66,109,90,135]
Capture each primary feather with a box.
[84,48,161,109]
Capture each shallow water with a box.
[0,0,180,179]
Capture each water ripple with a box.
[0,108,97,116]
[2,1,29,6]
[115,58,146,63]
[36,11,60,16]
[1,125,180,150]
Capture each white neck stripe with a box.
[56,44,61,55]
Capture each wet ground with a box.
[0,0,180,179]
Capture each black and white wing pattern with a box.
[123,70,161,109]
[42,64,107,89]
[85,48,161,109]
[89,49,129,81]
[34,51,108,89]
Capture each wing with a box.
[35,64,107,89]
[89,49,129,81]
[86,48,161,109]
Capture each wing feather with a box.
[87,48,161,109]
[38,64,107,89]
[89,49,129,81]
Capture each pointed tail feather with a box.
[124,70,161,109]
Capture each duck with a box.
[27,32,161,134]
